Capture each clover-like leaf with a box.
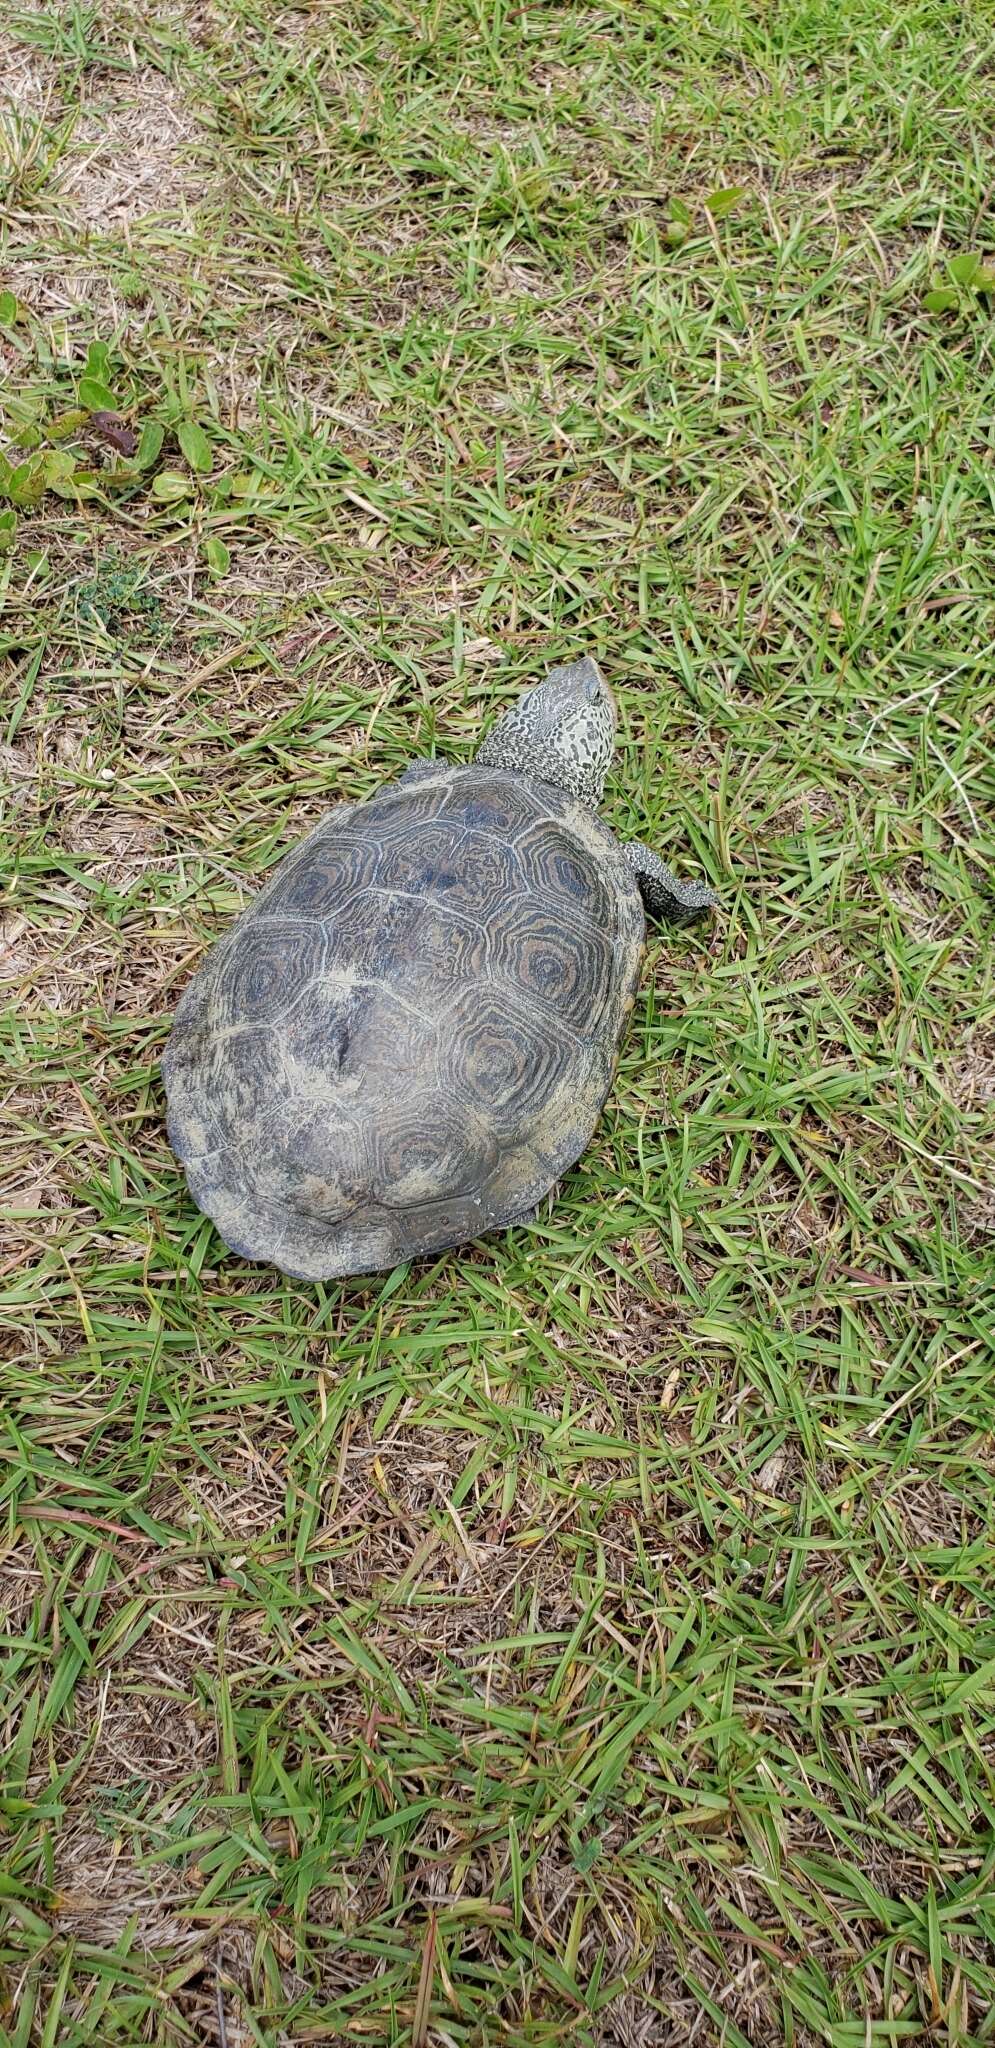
[85,340,111,379]
[78,376,119,412]
[202,534,230,577]
[8,457,48,508]
[151,470,192,502]
[705,185,747,220]
[177,420,213,472]
[947,252,981,287]
[135,420,165,469]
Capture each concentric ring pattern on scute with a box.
[162,765,645,1279]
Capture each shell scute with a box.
[490,896,615,1034]
[438,986,576,1141]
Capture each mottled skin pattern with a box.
[163,657,717,1280]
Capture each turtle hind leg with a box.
[622,839,718,927]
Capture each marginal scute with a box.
[162,763,645,1278]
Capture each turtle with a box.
[163,655,717,1280]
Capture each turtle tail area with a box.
[162,1075,395,1281]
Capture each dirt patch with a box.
[60,69,207,225]
[945,1032,995,1110]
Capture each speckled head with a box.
[476,655,617,807]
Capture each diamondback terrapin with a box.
[163,656,717,1279]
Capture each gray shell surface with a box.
[162,763,645,1280]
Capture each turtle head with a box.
[476,655,617,805]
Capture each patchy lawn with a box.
[1,0,994,2042]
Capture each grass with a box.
[1,0,994,2040]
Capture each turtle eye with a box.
[584,675,601,702]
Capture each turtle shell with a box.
[163,763,645,1279]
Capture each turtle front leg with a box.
[622,840,718,926]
